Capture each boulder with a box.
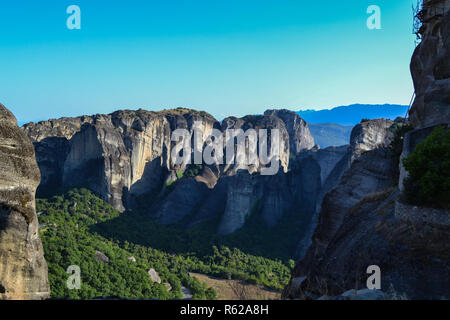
[148,268,161,284]
[94,251,109,264]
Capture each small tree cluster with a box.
[402,126,450,209]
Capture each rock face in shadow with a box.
[293,119,396,260]
[296,147,396,268]
[0,104,50,300]
[215,167,313,235]
[284,185,450,299]
[283,3,450,298]
[409,1,450,128]
[293,145,351,259]
[284,117,450,297]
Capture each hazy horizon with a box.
[15,102,408,127]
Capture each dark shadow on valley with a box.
[90,206,312,263]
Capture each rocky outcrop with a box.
[0,104,50,300]
[25,109,296,212]
[156,178,210,225]
[94,251,109,264]
[23,106,349,254]
[217,172,259,235]
[221,114,291,174]
[293,145,351,259]
[153,162,315,236]
[264,109,315,154]
[295,147,397,268]
[284,119,417,298]
[284,186,450,299]
[217,168,307,235]
[350,119,394,154]
[409,0,450,128]
[285,74,450,299]
[148,268,161,284]
[26,108,406,267]
[24,109,296,224]
[398,125,440,191]
[24,108,219,212]
[293,119,397,260]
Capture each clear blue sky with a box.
[0,0,416,124]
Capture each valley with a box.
[37,188,292,299]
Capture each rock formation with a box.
[401,0,450,190]
[23,108,219,212]
[409,0,450,128]
[23,107,328,248]
[349,119,394,154]
[284,1,450,297]
[284,118,449,299]
[23,108,310,212]
[0,104,50,300]
[264,109,315,154]
[293,119,396,260]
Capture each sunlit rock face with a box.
[221,114,291,175]
[264,109,315,154]
[23,108,320,238]
[0,104,50,300]
[350,119,394,154]
[23,108,295,212]
[23,108,219,212]
[409,0,450,129]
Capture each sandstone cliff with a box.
[0,104,50,300]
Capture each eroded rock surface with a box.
[0,104,50,300]
[264,109,315,154]
[409,0,450,128]
[24,108,219,212]
[285,110,449,298]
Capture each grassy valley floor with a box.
[189,273,281,300]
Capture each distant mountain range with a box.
[297,104,408,126]
[308,123,353,148]
[297,104,408,147]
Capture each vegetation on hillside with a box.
[402,126,450,209]
[389,122,413,180]
[38,188,292,299]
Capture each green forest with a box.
[38,188,293,299]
